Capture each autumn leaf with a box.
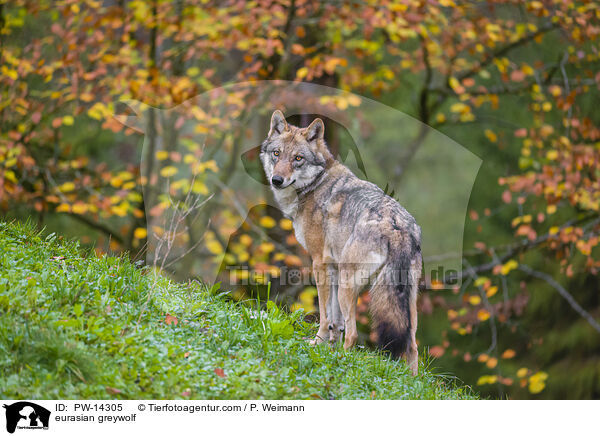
[500,260,518,275]
[259,216,276,228]
[429,345,445,358]
[160,166,178,178]
[214,368,226,378]
[528,372,548,394]
[165,313,178,326]
[502,349,516,359]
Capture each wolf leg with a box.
[310,260,331,345]
[337,282,358,350]
[406,258,421,375]
[327,264,344,343]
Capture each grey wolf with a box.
[260,110,422,375]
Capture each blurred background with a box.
[1,0,599,398]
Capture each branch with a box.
[446,214,600,283]
[418,34,433,125]
[457,22,559,81]
[67,213,124,245]
[518,264,600,334]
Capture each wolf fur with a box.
[260,110,422,375]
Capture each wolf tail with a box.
[369,246,421,367]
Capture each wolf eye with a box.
[273,150,280,157]
[295,155,303,161]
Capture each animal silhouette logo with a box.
[3,402,50,434]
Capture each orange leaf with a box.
[52,117,62,129]
[165,313,178,326]
[429,345,445,358]
[502,349,516,359]
[214,368,226,378]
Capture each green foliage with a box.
[0,221,475,399]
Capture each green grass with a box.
[0,220,476,399]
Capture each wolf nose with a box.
[271,175,284,186]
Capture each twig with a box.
[518,264,600,334]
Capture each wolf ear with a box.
[305,118,324,143]
[269,110,288,136]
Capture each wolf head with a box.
[260,110,334,191]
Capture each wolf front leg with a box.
[310,259,331,345]
[326,263,344,343]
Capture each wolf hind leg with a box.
[337,250,386,350]
[337,283,359,350]
[405,257,421,375]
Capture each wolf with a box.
[260,110,422,375]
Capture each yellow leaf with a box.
[71,203,88,214]
[134,227,147,239]
[528,371,548,394]
[59,182,76,193]
[468,295,481,305]
[477,309,490,321]
[111,204,128,217]
[122,181,136,190]
[549,226,559,235]
[160,166,178,178]
[156,150,169,160]
[4,170,17,184]
[546,204,557,214]
[296,67,308,79]
[206,240,223,255]
[477,375,498,385]
[279,218,293,231]
[486,286,498,297]
[517,367,528,378]
[500,259,518,275]
[259,216,276,228]
[239,234,253,247]
[56,203,71,213]
[191,180,209,195]
[450,102,470,114]
[62,115,74,126]
[484,129,497,143]
[521,64,534,76]
[259,242,275,254]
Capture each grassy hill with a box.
[0,221,475,399]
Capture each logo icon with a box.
[3,402,50,434]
